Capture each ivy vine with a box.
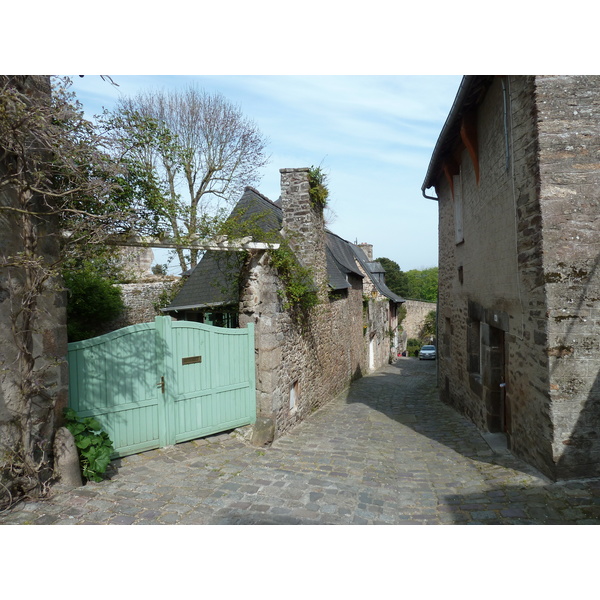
[269,239,319,313]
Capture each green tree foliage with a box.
[404,267,438,302]
[375,257,409,297]
[376,258,438,302]
[63,263,125,342]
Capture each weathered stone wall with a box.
[0,76,69,457]
[280,167,328,293]
[239,168,368,439]
[401,299,437,343]
[102,277,180,333]
[535,75,600,478]
[364,297,395,368]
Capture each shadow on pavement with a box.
[344,358,547,479]
[441,479,600,524]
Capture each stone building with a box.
[422,75,600,480]
[352,243,403,368]
[165,167,403,440]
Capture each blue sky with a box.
[70,74,462,273]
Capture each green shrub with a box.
[407,338,421,357]
[63,408,114,483]
[64,266,125,341]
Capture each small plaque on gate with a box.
[182,355,202,365]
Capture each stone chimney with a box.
[358,243,373,261]
[279,167,327,295]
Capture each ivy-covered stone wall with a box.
[0,76,69,454]
[239,168,368,439]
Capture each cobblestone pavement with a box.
[3,358,600,525]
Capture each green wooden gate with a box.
[67,317,256,458]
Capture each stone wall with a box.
[536,75,600,478]
[401,299,437,344]
[437,76,550,472]
[102,277,180,333]
[354,252,400,366]
[239,168,368,440]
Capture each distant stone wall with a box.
[400,299,436,346]
[356,258,400,366]
[102,277,180,332]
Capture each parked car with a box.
[419,345,436,360]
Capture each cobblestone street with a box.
[3,358,600,525]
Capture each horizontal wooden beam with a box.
[95,235,280,252]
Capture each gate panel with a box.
[68,317,256,457]
[67,323,161,457]
[170,321,256,444]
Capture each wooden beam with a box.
[99,235,280,252]
[460,110,480,184]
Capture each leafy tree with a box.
[375,257,409,297]
[104,86,270,273]
[404,267,438,302]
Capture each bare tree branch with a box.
[105,86,270,272]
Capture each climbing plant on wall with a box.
[308,165,329,210]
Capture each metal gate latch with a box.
[157,376,165,394]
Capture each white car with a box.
[419,345,437,360]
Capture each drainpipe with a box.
[422,188,439,201]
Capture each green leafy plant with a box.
[308,165,329,209]
[63,408,114,483]
[63,263,125,341]
[269,240,319,313]
[420,310,437,341]
[397,303,407,333]
[407,338,421,357]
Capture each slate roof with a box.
[164,186,403,312]
[164,187,279,311]
[351,244,405,304]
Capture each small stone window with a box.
[290,380,299,412]
[467,319,481,377]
